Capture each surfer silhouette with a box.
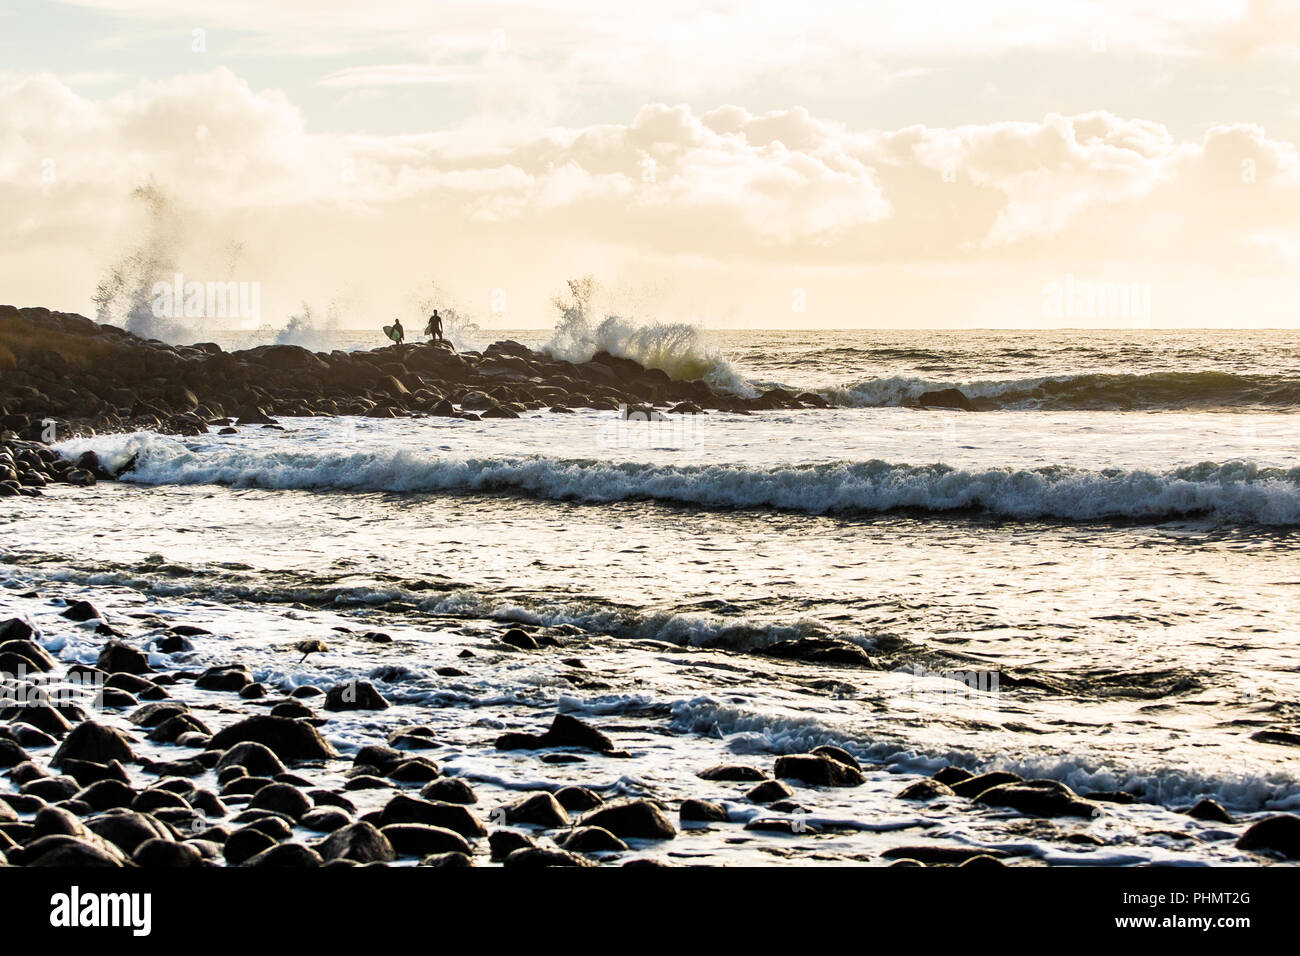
[425,310,443,342]
[382,317,404,345]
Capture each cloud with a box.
[4,67,1300,325]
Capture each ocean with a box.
[6,326,1300,865]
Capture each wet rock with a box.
[0,740,31,767]
[131,788,191,814]
[744,817,819,835]
[309,790,357,813]
[223,827,278,865]
[759,638,876,667]
[133,839,204,867]
[504,792,571,828]
[248,783,312,821]
[205,715,339,762]
[680,799,729,823]
[960,854,1007,868]
[1187,799,1234,824]
[0,640,56,672]
[215,741,288,778]
[10,702,72,737]
[243,843,323,867]
[146,713,211,743]
[975,781,1100,819]
[315,821,396,864]
[494,713,617,754]
[898,779,957,801]
[774,753,864,788]
[388,758,440,783]
[301,808,352,833]
[323,680,390,712]
[697,764,768,782]
[554,785,602,812]
[381,824,473,857]
[343,775,391,791]
[95,640,149,675]
[420,778,477,805]
[379,794,487,838]
[746,780,795,804]
[881,845,1008,865]
[917,387,975,411]
[1236,815,1300,859]
[76,779,137,811]
[85,810,172,855]
[811,745,861,771]
[489,830,538,860]
[560,826,628,854]
[353,744,405,775]
[1250,730,1300,748]
[127,701,190,728]
[580,800,676,840]
[503,847,592,868]
[50,721,135,768]
[62,600,102,622]
[419,851,473,867]
[23,835,125,867]
[23,776,80,802]
[1084,790,1137,804]
[0,619,35,643]
[195,664,254,692]
[500,628,539,650]
[950,771,1022,798]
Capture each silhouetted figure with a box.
[426,310,444,342]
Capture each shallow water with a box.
[4,329,1300,864]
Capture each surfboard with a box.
[382,324,402,343]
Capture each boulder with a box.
[50,721,135,768]
[314,822,396,864]
[774,753,864,788]
[204,716,339,763]
[580,800,676,840]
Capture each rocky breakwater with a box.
[0,305,828,449]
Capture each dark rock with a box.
[195,664,253,692]
[204,715,339,762]
[248,783,312,821]
[85,810,172,855]
[76,779,137,811]
[420,778,477,804]
[388,758,440,782]
[323,680,390,711]
[127,701,190,727]
[1187,798,1234,824]
[419,851,473,867]
[975,781,1100,819]
[898,779,957,801]
[50,721,135,768]
[96,640,149,675]
[950,771,1022,798]
[503,847,591,868]
[1236,815,1300,859]
[62,600,102,622]
[759,638,876,667]
[680,799,729,823]
[133,839,203,867]
[215,741,288,778]
[917,387,975,411]
[223,827,278,865]
[495,713,617,753]
[500,628,539,650]
[379,794,486,837]
[314,822,396,864]
[23,835,124,867]
[381,824,473,857]
[580,800,676,840]
[243,843,323,867]
[504,792,571,828]
[880,845,1008,865]
[300,808,352,833]
[560,826,628,853]
[774,753,864,788]
[698,764,768,782]
[746,780,795,803]
[489,830,537,859]
[554,785,602,812]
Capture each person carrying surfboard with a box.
[425,310,443,342]
[384,317,404,344]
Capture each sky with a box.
[2,0,1299,330]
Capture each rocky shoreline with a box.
[0,305,831,446]
[2,591,1299,868]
